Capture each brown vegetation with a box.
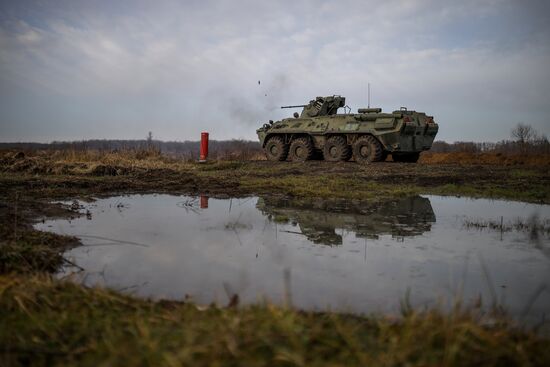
[420,152,550,166]
[0,146,549,208]
[0,139,264,161]
[2,274,549,367]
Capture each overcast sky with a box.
[1,0,549,143]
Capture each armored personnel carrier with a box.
[256,96,438,163]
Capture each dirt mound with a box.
[0,151,137,176]
[420,152,550,166]
[0,152,48,174]
[3,160,138,176]
[89,164,131,176]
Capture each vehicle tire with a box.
[323,136,351,162]
[264,136,289,161]
[392,152,420,163]
[353,135,383,163]
[289,137,314,162]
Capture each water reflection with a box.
[257,195,436,245]
[34,194,550,325]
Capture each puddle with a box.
[36,194,550,323]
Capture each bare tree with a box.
[146,131,153,148]
[511,123,534,144]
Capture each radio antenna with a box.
[368,82,371,108]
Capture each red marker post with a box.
[199,132,209,162]
[200,195,209,209]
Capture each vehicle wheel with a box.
[323,136,351,162]
[392,152,420,163]
[264,136,289,161]
[353,135,383,163]
[289,137,314,162]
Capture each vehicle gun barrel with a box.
[280,105,307,109]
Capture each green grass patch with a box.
[240,175,420,201]
[430,183,549,203]
[508,168,545,178]
[273,214,290,223]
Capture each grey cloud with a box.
[1,0,549,142]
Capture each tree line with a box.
[431,123,549,154]
[1,123,547,156]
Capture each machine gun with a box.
[281,105,307,109]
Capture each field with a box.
[1,149,549,202]
[1,149,550,366]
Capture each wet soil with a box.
[1,157,548,198]
[1,149,549,275]
[1,157,549,230]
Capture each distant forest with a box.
[1,124,548,156]
[431,123,549,154]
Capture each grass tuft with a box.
[1,274,549,367]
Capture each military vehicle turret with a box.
[256,95,438,163]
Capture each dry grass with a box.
[2,148,261,175]
[0,148,194,174]
[463,216,550,234]
[420,152,550,166]
[1,274,549,367]
[4,149,550,177]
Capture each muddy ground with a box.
[1,150,549,199]
[1,149,549,273]
[1,150,550,365]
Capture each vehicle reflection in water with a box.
[256,195,436,245]
[34,194,550,325]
